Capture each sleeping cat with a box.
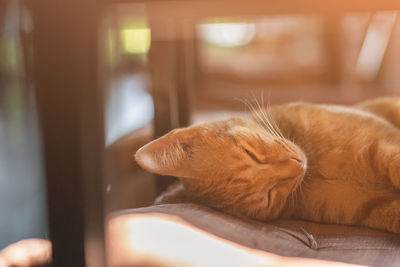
[135,97,400,234]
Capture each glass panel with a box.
[100,4,156,214]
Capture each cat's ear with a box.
[135,128,197,178]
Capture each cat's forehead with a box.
[201,116,258,131]
[194,117,270,145]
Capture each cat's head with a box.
[135,116,307,220]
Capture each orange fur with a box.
[136,97,400,234]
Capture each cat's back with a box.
[269,101,393,135]
[356,97,400,127]
[266,101,399,161]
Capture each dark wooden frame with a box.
[29,1,107,266]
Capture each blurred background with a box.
[1,0,400,264]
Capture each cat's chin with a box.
[287,169,307,208]
[285,158,307,197]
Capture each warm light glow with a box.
[356,11,397,81]
[0,239,51,267]
[107,213,363,267]
[121,28,151,54]
[108,213,276,267]
[199,22,255,47]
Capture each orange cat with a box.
[135,97,400,234]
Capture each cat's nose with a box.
[289,157,305,173]
[289,157,307,172]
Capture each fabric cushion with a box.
[111,202,400,267]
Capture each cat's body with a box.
[135,97,400,234]
[270,100,400,233]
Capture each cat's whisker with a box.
[259,110,280,138]
[265,109,285,139]
[234,97,256,114]
[243,100,279,140]
[261,95,285,139]
[263,108,284,139]
[257,98,285,140]
[246,97,270,130]
[253,107,281,139]
[253,99,281,138]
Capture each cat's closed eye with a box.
[242,147,264,164]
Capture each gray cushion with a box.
[111,202,400,267]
